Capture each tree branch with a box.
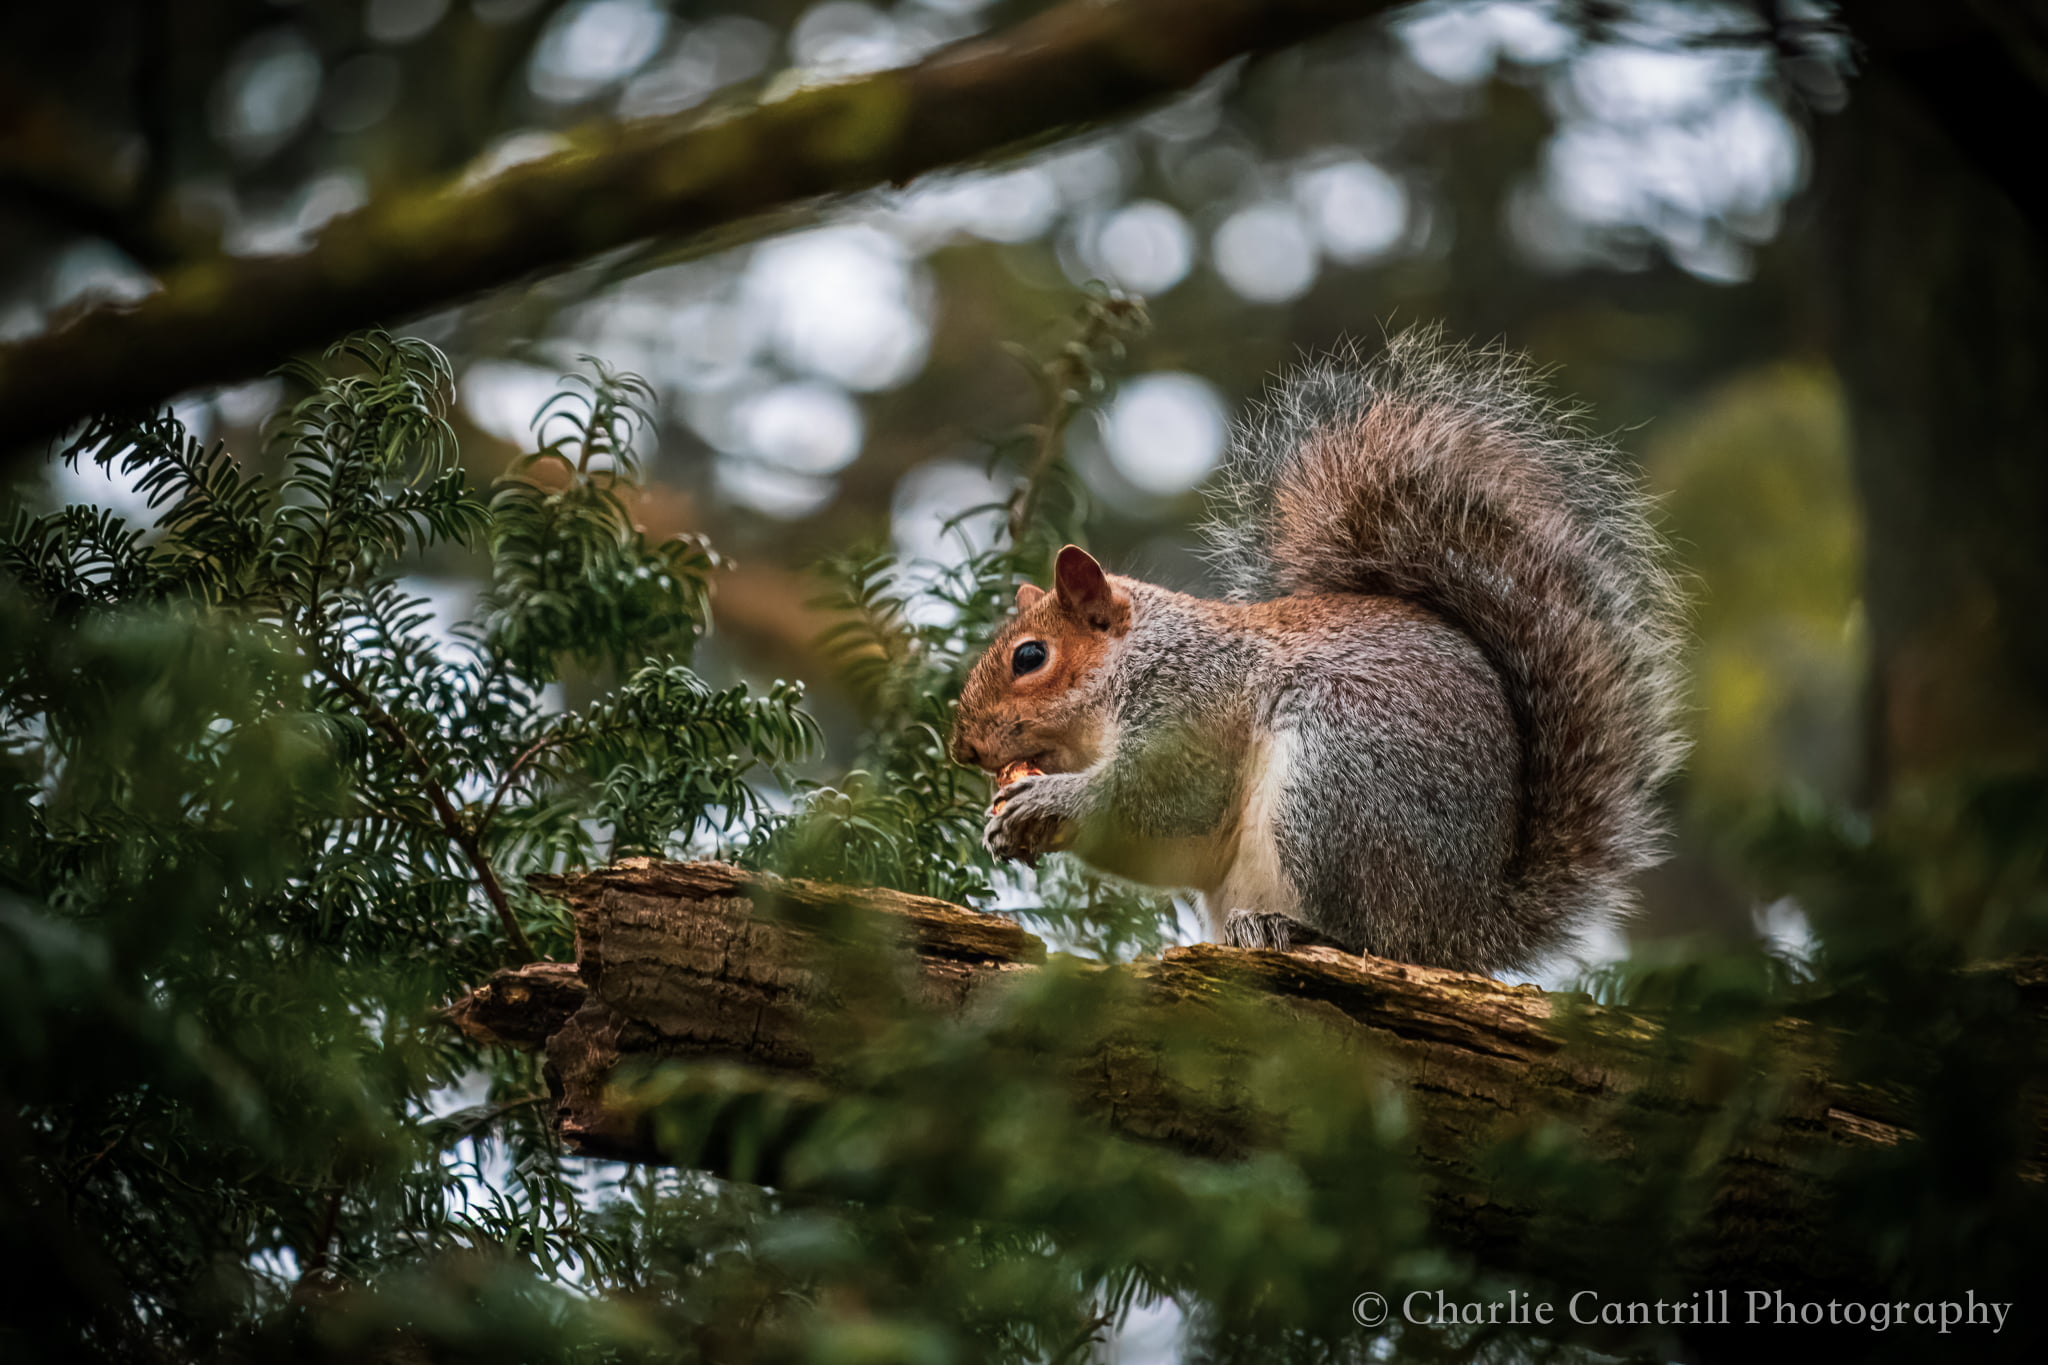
[444,857,2045,1360]
[0,0,1393,457]
[0,168,181,270]
[1005,294,1147,544]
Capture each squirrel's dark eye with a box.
[1011,640,1048,676]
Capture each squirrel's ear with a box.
[1054,545,1127,631]
[1015,583,1046,610]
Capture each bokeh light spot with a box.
[461,360,563,446]
[791,2,910,77]
[743,227,931,392]
[1294,160,1409,265]
[530,0,669,103]
[213,28,323,160]
[1095,200,1194,295]
[1102,373,1229,496]
[1212,203,1318,304]
[739,381,864,475]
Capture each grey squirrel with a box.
[948,329,1686,976]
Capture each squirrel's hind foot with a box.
[1221,909,1358,955]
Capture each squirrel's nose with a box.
[951,735,983,768]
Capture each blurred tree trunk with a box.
[1823,14,2048,792]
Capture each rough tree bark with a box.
[447,857,2036,1350]
[0,0,1396,455]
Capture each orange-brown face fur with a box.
[949,546,1131,778]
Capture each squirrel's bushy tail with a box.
[1205,327,1686,955]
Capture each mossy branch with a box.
[0,0,1393,455]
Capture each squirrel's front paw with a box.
[983,773,1083,866]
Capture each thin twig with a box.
[298,1188,344,1285]
[325,666,537,962]
[69,1118,138,1192]
[1006,395,1081,545]
[437,1093,550,1150]
[477,734,567,841]
[1052,1308,1117,1364]
[1005,295,1149,545]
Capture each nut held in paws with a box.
[991,760,1044,813]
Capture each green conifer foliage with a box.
[0,333,819,1358]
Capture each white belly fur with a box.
[1200,728,1301,938]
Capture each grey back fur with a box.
[1202,327,1688,953]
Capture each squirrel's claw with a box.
[983,772,1079,864]
[1222,909,1359,954]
